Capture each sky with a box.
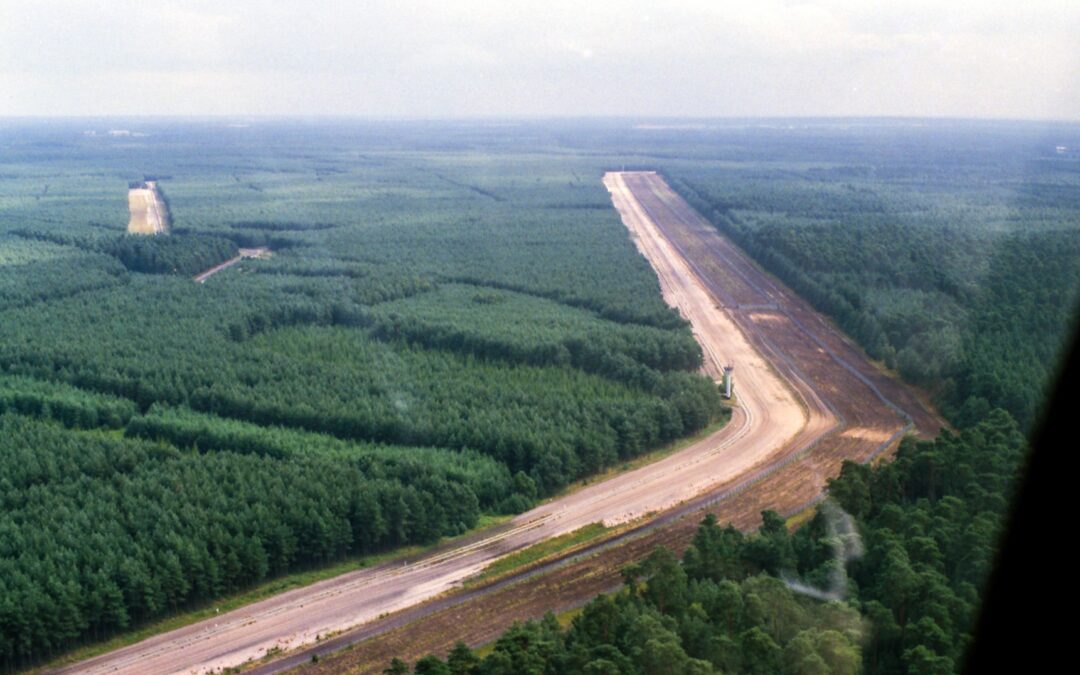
[1,0,1078,120]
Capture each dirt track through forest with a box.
[193,247,270,283]
[59,173,939,675]
[274,172,944,674]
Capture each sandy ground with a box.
[58,174,854,675]
[127,181,168,235]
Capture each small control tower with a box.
[722,364,734,399]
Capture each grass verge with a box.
[464,523,609,588]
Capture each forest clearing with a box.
[126,181,169,235]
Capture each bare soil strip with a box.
[58,186,813,673]
[61,173,939,675]
[126,181,169,235]
[193,247,271,283]
[268,173,943,674]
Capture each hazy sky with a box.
[2,0,1078,119]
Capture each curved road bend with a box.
[58,174,835,675]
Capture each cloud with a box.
[0,0,1076,118]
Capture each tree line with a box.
[0,410,518,669]
[12,228,239,277]
[0,270,724,491]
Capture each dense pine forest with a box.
[1,119,1078,672]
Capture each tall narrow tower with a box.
[722,364,734,399]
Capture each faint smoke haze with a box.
[0,0,1077,119]
[783,500,863,602]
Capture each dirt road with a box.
[127,181,169,235]
[274,172,941,674]
[193,247,270,283]
[61,172,939,675]
[57,181,829,674]
[625,171,941,439]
